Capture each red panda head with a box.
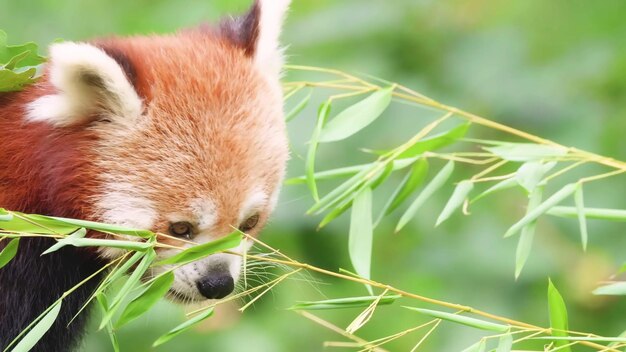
[25,0,290,301]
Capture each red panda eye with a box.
[168,222,194,239]
[239,214,260,233]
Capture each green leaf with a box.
[155,232,241,266]
[349,188,373,294]
[485,143,568,162]
[461,340,486,352]
[0,211,153,238]
[286,157,418,185]
[306,101,332,201]
[547,206,626,221]
[11,301,62,352]
[319,86,393,142]
[403,307,509,332]
[574,184,588,251]
[318,201,352,229]
[0,212,78,235]
[307,166,371,215]
[104,250,149,286]
[470,177,517,204]
[396,161,454,232]
[0,67,38,92]
[0,30,45,67]
[96,295,120,352]
[0,209,13,221]
[34,214,154,238]
[504,183,577,238]
[101,249,156,329]
[370,162,394,190]
[548,279,571,352]
[285,92,311,122]
[496,331,513,352]
[375,158,429,227]
[116,271,175,328]
[515,187,543,279]
[289,295,401,310]
[515,161,556,193]
[41,228,87,254]
[152,308,215,347]
[396,123,471,159]
[532,336,626,343]
[368,123,471,158]
[436,180,473,226]
[0,238,19,269]
[593,282,626,296]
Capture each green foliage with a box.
[403,307,509,332]
[0,30,44,92]
[289,295,401,310]
[154,231,241,266]
[152,308,215,347]
[0,238,19,269]
[318,86,393,142]
[548,279,571,352]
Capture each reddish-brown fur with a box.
[0,1,290,349]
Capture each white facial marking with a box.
[189,198,217,230]
[26,42,142,127]
[95,182,156,259]
[239,186,268,223]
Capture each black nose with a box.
[196,274,234,299]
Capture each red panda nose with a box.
[196,274,234,299]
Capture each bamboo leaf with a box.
[318,201,352,229]
[515,161,556,193]
[548,279,571,352]
[41,228,87,255]
[461,339,486,352]
[396,161,455,232]
[155,232,241,266]
[496,331,513,352]
[436,180,473,226]
[515,187,543,279]
[404,307,509,332]
[306,101,332,202]
[285,92,311,122]
[96,295,120,352]
[11,301,62,352]
[319,86,393,143]
[470,177,517,204]
[100,249,156,329]
[307,166,371,215]
[289,295,401,310]
[547,206,626,221]
[0,238,19,269]
[593,282,626,296]
[485,143,568,162]
[116,271,175,328]
[375,158,429,227]
[349,188,373,294]
[286,158,418,185]
[152,308,215,347]
[368,123,471,158]
[504,183,577,238]
[574,184,588,251]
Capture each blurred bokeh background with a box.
[2,0,626,350]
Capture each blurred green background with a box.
[2,0,626,351]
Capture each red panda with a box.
[0,0,290,350]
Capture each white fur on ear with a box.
[254,0,291,77]
[27,42,142,127]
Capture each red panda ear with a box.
[26,42,142,127]
[222,0,291,77]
